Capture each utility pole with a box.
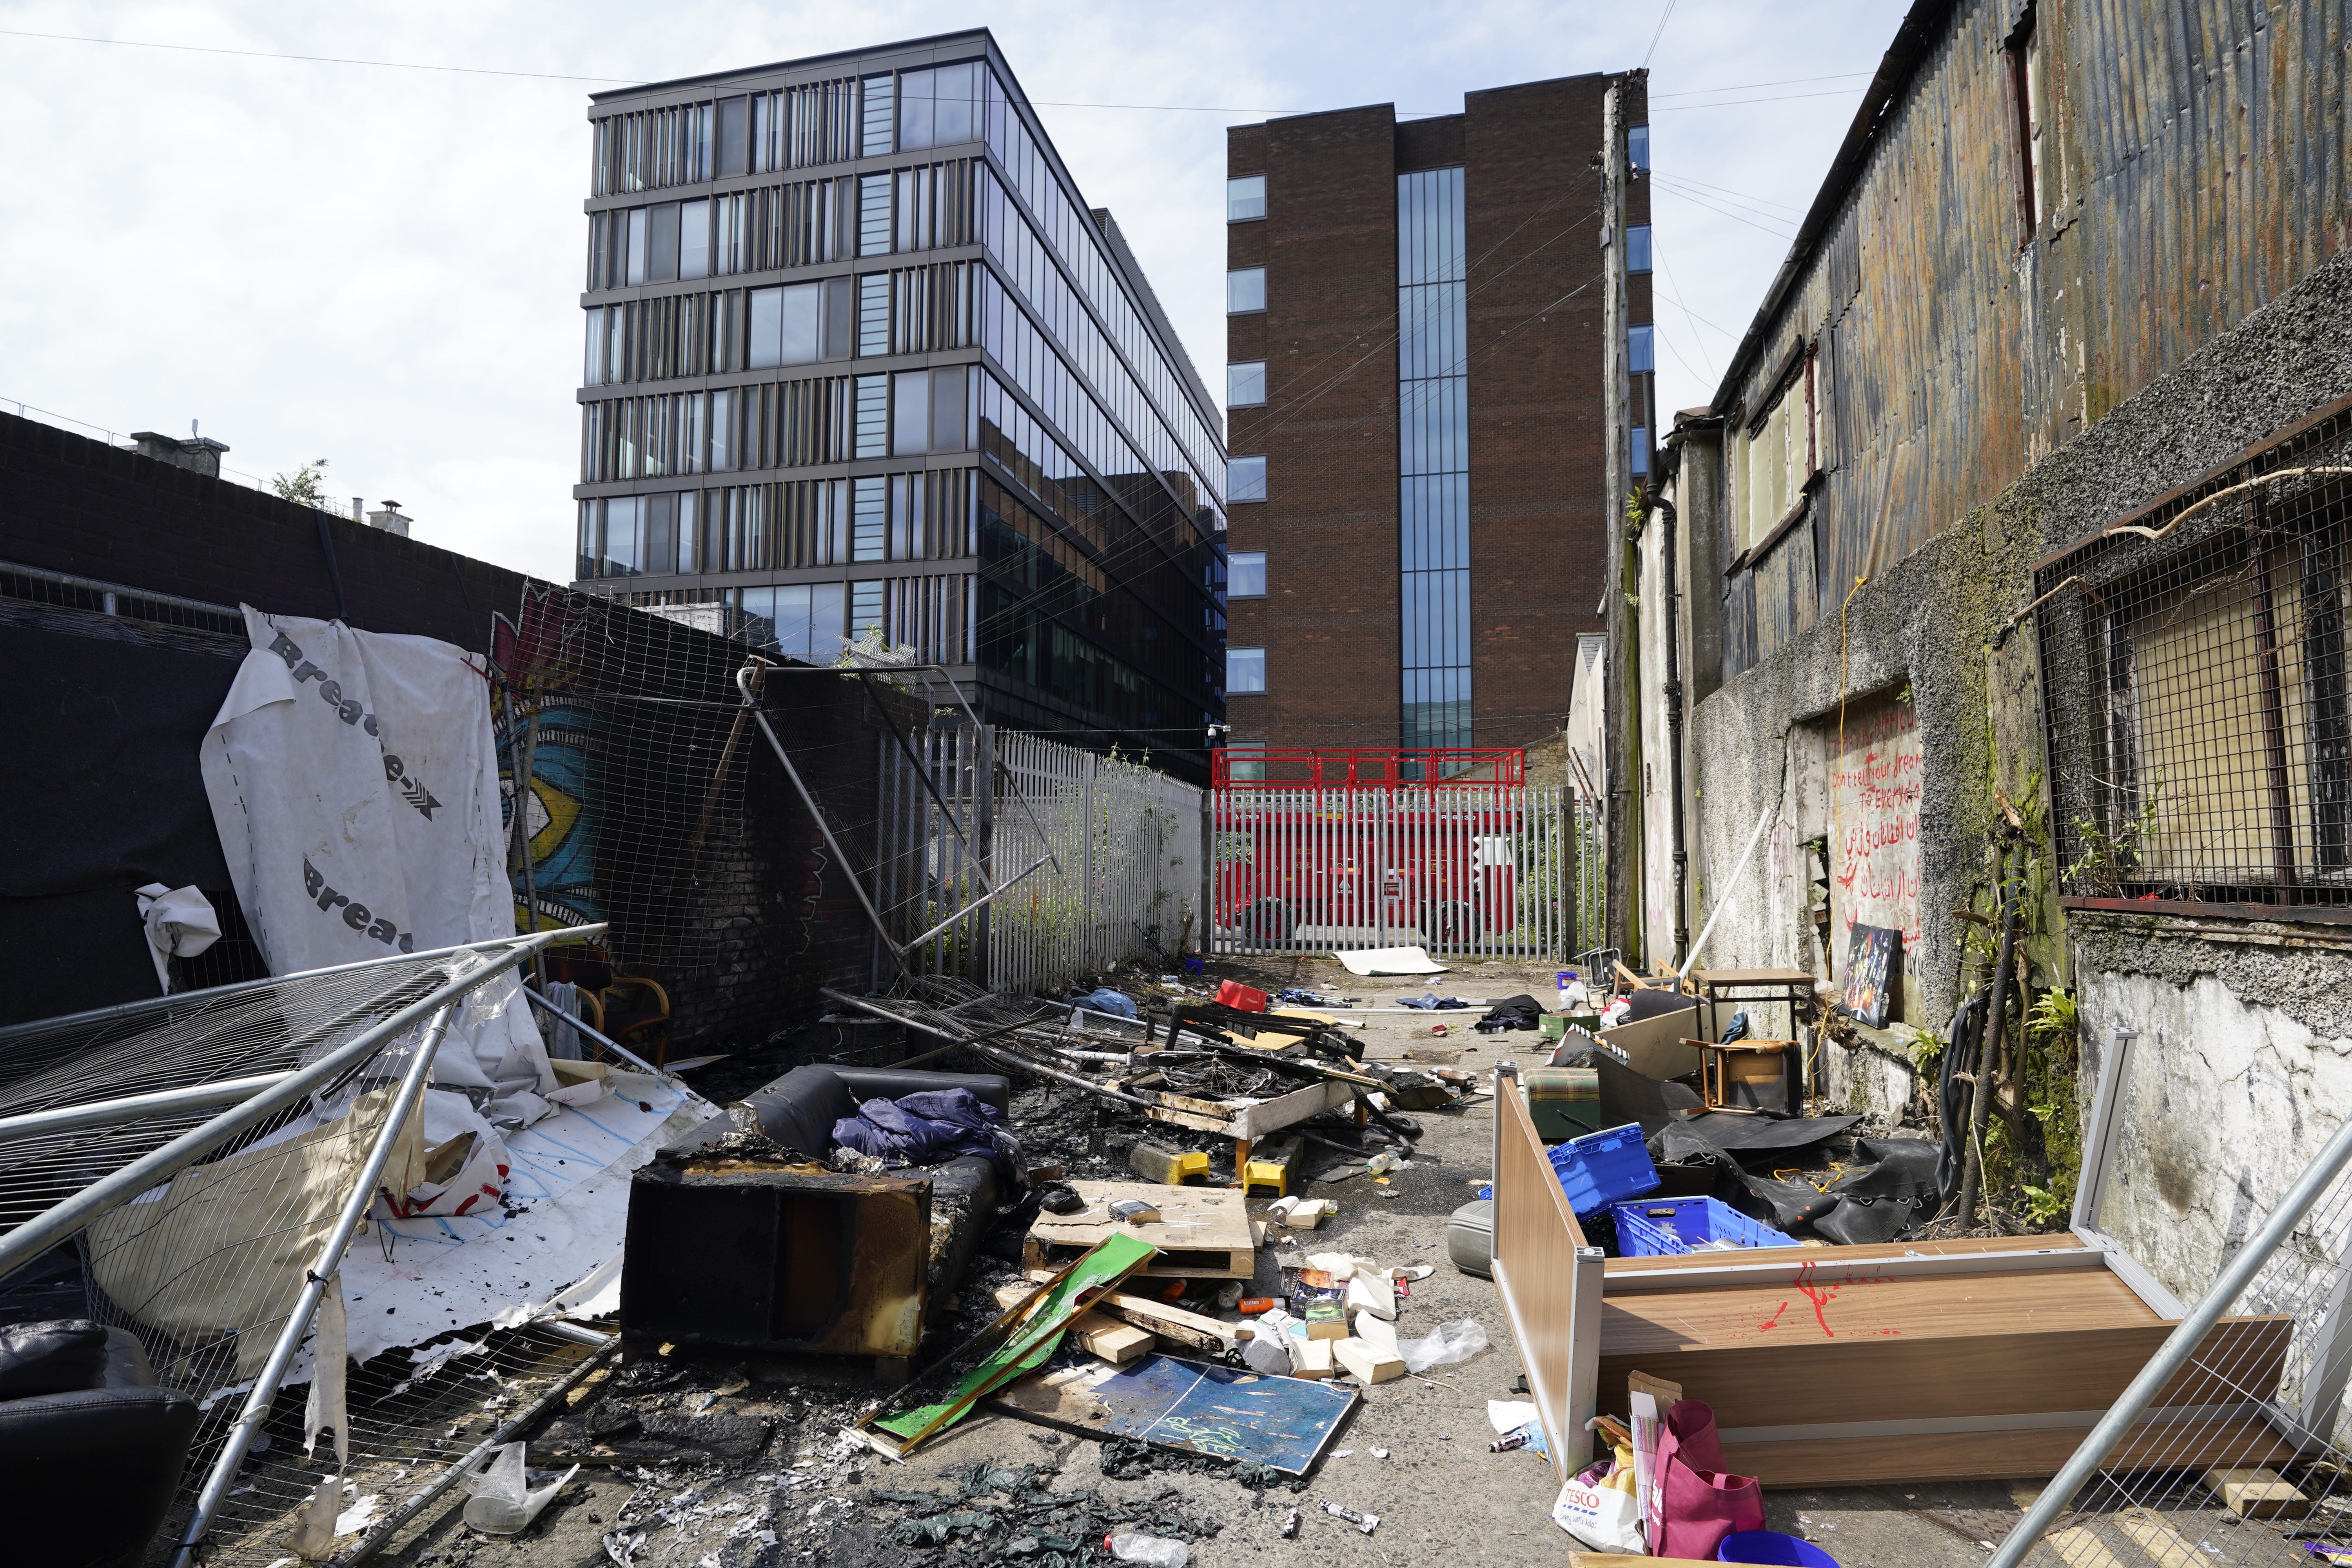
[1600,80,1640,967]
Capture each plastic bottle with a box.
[1105,1531,1191,1566]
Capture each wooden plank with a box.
[1026,1178,1254,1279]
[1599,1315,2293,1430]
[1603,1230,2089,1277]
[1071,1311,1153,1365]
[1493,1065,1593,1483]
[1231,1079,1358,1141]
[988,1351,1354,1474]
[1087,1290,1242,1356]
[1716,1418,2295,1485]
[2203,1465,2310,1518]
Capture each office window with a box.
[1230,455,1267,502]
[1228,647,1266,693]
[1229,551,1267,597]
[583,308,605,385]
[1226,742,1267,780]
[648,203,679,283]
[858,272,890,356]
[679,199,709,279]
[1227,175,1266,222]
[851,579,887,640]
[747,286,783,370]
[603,496,642,577]
[1628,124,1650,171]
[709,388,734,472]
[1227,267,1266,314]
[626,207,648,285]
[861,73,895,156]
[858,173,893,256]
[1632,425,1650,477]
[1629,323,1655,375]
[780,279,824,364]
[893,370,931,457]
[717,95,748,177]
[852,474,887,561]
[1626,223,1652,273]
[929,363,968,453]
[898,62,978,152]
[1227,361,1266,407]
[576,502,597,580]
[854,374,889,458]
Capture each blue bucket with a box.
[1717,1531,1840,1566]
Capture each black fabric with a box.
[1813,1136,1944,1245]
[1474,994,1546,1033]
[0,1319,109,1398]
[1937,992,1987,1202]
[0,616,243,1028]
[1622,988,1699,1023]
[1676,1111,1863,1154]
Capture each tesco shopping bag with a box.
[1552,1466,1645,1553]
[1652,1398,1764,1559]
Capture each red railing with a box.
[1212,746,1526,789]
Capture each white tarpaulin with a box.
[1336,946,1450,977]
[200,608,554,1111]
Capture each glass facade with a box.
[1397,167,1471,750]
[576,43,1225,764]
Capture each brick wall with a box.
[1223,73,1644,755]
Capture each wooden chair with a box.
[543,946,673,1066]
[1687,1037,1796,1113]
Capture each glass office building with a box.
[573,33,1227,774]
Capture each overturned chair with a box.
[620,1065,1011,1379]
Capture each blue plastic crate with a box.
[1546,1122,1659,1216]
[1610,1195,1796,1258]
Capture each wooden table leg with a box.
[1232,1138,1253,1189]
[1353,1098,1370,1127]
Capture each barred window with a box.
[2038,403,2352,913]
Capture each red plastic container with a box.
[1215,979,1269,1012]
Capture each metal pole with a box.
[1677,794,1778,981]
[168,1001,462,1568]
[1988,1109,2352,1568]
[0,927,593,1283]
[0,1072,292,1146]
[517,985,682,1082]
[0,935,583,1046]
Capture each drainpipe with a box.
[1658,497,1690,969]
[1959,845,2024,1229]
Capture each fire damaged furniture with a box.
[621,1065,1012,1376]
[0,1319,201,1568]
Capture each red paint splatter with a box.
[1758,1301,1789,1333]
[1794,1260,1839,1338]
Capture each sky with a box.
[0,1,1899,582]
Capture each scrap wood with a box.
[820,989,1155,1108]
[853,1231,1156,1459]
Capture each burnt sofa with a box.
[621,1065,1012,1372]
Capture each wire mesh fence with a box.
[1210,782,1576,961]
[1998,1108,2352,1566]
[2034,398,2352,916]
[877,720,1206,994]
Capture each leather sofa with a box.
[0,1319,200,1568]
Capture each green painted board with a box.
[871,1231,1156,1448]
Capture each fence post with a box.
[976,723,995,987]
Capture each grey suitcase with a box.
[1447,1198,1494,1278]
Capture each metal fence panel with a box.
[882,727,1205,995]
[1210,783,1574,962]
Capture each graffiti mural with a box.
[491,585,603,932]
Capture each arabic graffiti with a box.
[1828,696,1922,967]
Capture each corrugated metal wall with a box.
[1721,0,2350,672]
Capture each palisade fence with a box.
[877,724,1205,995]
[1211,782,1577,961]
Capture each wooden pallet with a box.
[1022,1178,1255,1279]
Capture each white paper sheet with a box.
[1335,946,1450,977]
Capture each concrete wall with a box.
[1684,244,2352,1277]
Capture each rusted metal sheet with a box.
[1715,0,2350,678]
